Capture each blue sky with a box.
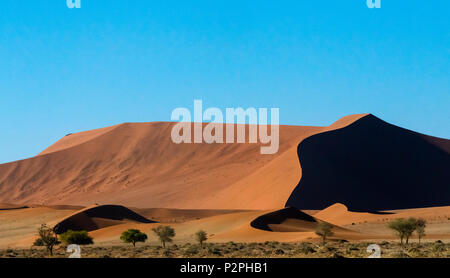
[0,0,449,163]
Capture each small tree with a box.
[195,230,208,248]
[120,229,148,247]
[315,222,334,244]
[388,218,417,245]
[415,218,426,244]
[152,225,175,248]
[60,230,94,245]
[35,224,60,256]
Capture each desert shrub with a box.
[184,245,199,256]
[208,246,222,256]
[163,249,173,257]
[33,238,45,247]
[120,229,148,247]
[60,230,94,245]
[315,222,334,244]
[329,252,344,258]
[392,251,410,258]
[195,230,208,248]
[407,246,421,257]
[298,242,316,254]
[432,242,446,253]
[152,226,175,249]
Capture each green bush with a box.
[60,230,94,245]
[33,238,45,247]
[120,229,148,247]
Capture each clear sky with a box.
[0,0,449,163]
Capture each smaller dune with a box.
[0,203,29,211]
[53,205,155,234]
[250,207,319,232]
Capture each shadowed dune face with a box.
[286,115,450,211]
[250,207,318,232]
[53,205,154,234]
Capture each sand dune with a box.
[53,205,154,234]
[251,207,318,232]
[0,114,374,210]
[1,203,449,248]
[0,203,29,210]
[38,125,121,156]
[315,203,450,227]
[0,206,78,248]
[0,112,448,247]
[0,122,328,209]
[0,113,448,215]
[286,114,450,211]
[132,208,251,223]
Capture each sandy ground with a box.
[1,204,449,249]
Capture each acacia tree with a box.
[315,222,334,244]
[35,224,60,256]
[388,218,417,244]
[195,230,208,248]
[415,218,426,244]
[152,226,175,248]
[120,229,148,247]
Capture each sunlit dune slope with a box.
[0,122,328,209]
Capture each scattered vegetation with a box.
[120,229,148,247]
[388,218,426,244]
[5,241,448,258]
[152,225,175,248]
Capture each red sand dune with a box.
[0,203,29,210]
[0,114,448,213]
[53,205,154,234]
[250,207,353,234]
[286,114,450,211]
[0,122,326,209]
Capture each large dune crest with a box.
[0,114,448,212]
[286,114,450,211]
